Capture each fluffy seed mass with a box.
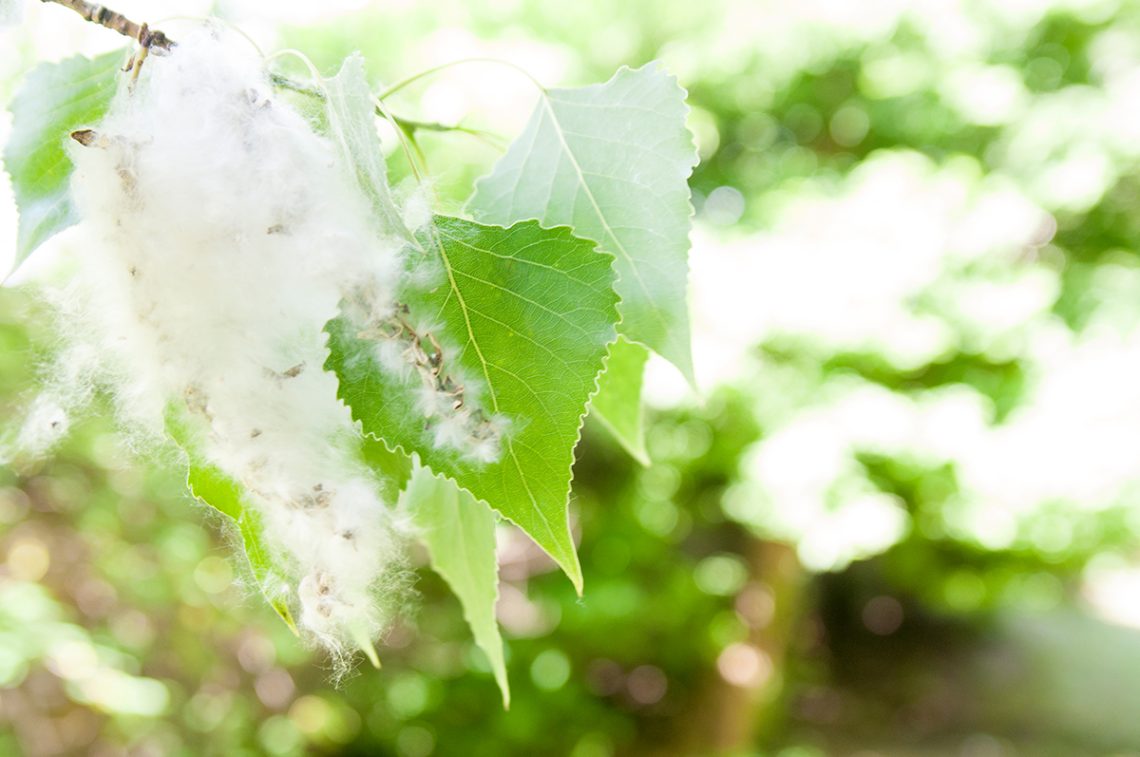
[50,26,413,655]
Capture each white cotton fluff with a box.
[400,183,434,232]
[11,393,70,458]
[0,0,23,27]
[61,26,408,657]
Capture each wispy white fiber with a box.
[0,0,23,27]
[401,183,434,232]
[52,25,410,657]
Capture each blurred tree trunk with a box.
[668,538,806,755]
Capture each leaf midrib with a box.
[537,93,671,337]
[425,223,563,557]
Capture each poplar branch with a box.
[270,73,504,147]
[42,0,500,151]
[41,0,172,50]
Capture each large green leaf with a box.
[326,216,619,592]
[3,50,124,275]
[165,407,297,634]
[402,465,509,706]
[589,336,651,465]
[468,63,698,383]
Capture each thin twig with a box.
[40,0,172,50]
[43,0,501,170]
[270,73,504,148]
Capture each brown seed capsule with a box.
[71,129,99,147]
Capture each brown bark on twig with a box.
[40,0,172,50]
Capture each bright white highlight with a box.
[0,0,23,27]
[670,146,1140,572]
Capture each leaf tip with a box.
[660,340,698,395]
[569,563,584,597]
[350,624,383,669]
[274,601,301,637]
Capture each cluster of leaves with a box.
[3,37,698,702]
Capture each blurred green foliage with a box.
[5,0,1140,755]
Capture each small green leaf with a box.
[321,54,409,240]
[3,50,124,275]
[469,63,698,383]
[166,407,297,634]
[326,216,619,592]
[589,336,651,465]
[402,466,509,707]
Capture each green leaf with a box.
[166,407,297,634]
[321,54,409,240]
[361,435,414,502]
[3,50,124,276]
[589,336,651,465]
[402,466,509,707]
[326,216,619,592]
[469,62,698,383]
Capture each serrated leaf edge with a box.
[327,218,621,594]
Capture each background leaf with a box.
[401,465,509,707]
[3,50,123,275]
[589,336,651,465]
[326,216,619,592]
[468,63,698,383]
